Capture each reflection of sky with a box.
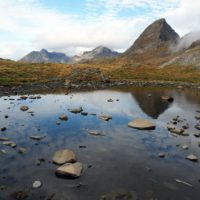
[0,88,200,200]
[0,90,150,120]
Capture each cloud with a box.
[163,0,200,36]
[0,0,200,60]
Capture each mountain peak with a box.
[124,18,180,56]
[71,46,120,63]
[40,49,48,53]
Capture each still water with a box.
[0,87,200,200]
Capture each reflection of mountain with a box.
[131,91,170,119]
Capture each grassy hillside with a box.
[1,59,200,86]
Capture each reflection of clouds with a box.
[0,91,149,120]
[69,90,146,118]
[1,89,200,200]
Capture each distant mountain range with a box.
[19,49,71,63]
[19,18,200,67]
[70,46,120,63]
[19,46,120,64]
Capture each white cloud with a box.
[0,0,200,60]
[164,0,200,36]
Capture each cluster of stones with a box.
[53,149,83,178]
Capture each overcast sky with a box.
[0,0,200,60]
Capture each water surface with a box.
[0,87,200,200]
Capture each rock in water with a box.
[32,180,42,189]
[3,141,17,148]
[182,145,189,150]
[128,119,155,130]
[69,107,83,114]
[0,137,10,141]
[18,147,27,154]
[53,149,76,165]
[30,135,46,140]
[99,115,112,121]
[89,131,105,136]
[161,96,174,102]
[59,114,68,121]
[56,162,83,178]
[186,154,198,162]
[170,128,184,135]
[20,105,29,111]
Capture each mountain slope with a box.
[124,18,180,58]
[19,49,71,63]
[71,46,120,63]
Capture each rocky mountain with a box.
[19,49,71,63]
[19,46,120,64]
[124,18,180,57]
[71,46,120,63]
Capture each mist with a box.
[172,31,200,52]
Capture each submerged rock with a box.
[101,189,138,200]
[128,119,155,130]
[18,147,27,154]
[20,105,29,111]
[53,149,76,165]
[56,162,83,178]
[10,190,28,200]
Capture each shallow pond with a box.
[0,87,200,200]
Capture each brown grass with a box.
[0,59,200,86]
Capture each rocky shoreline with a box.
[0,80,200,95]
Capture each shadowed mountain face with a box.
[19,49,71,63]
[71,46,120,63]
[124,18,180,57]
